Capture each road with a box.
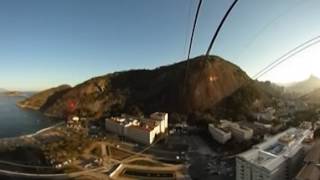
[0,166,108,179]
[0,123,189,179]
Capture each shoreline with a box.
[0,92,28,98]
[16,102,40,111]
[0,122,65,152]
[0,122,66,175]
[16,102,60,118]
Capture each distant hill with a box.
[3,91,23,97]
[286,75,320,95]
[301,88,320,104]
[18,55,267,119]
[17,85,71,110]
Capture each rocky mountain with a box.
[286,75,320,94]
[17,85,71,110]
[18,55,262,119]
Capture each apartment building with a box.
[105,112,168,144]
[236,128,312,180]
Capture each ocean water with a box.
[0,96,59,138]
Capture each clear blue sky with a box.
[1,0,320,91]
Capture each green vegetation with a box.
[20,55,254,121]
[213,82,262,120]
[288,109,318,127]
[41,129,91,164]
[18,85,71,110]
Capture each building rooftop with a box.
[236,126,253,133]
[127,119,159,132]
[238,128,312,171]
[264,143,286,155]
[106,113,166,132]
[209,124,231,134]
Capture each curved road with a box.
[0,166,108,179]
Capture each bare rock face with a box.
[19,55,252,118]
[181,57,248,112]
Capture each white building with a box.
[105,112,168,144]
[299,121,313,130]
[236,128,313,180]
[254,122,273,130]
[126,120,160,144]
[208,124,232,144]
[220,120,253,141]
[105,117,131,135]
[231,125,254,141]
[150,112,168,133]
[252,107,276,121]
[209,120,253,144]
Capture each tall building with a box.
[236,128,312,180]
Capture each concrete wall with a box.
[126,126,155,144]
[236,157,287,180]
[150,113,168,133]
[105,119,124,135]
[208,125,231,144]
[105,113,169,145]
[230,126,253,141]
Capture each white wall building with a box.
[254,122,273,130]
[236,128,313,180]
[209,120,253,144]
[231,125,254,141]
[208,124,232,144]
[252,107,276,121]
[299,121,313,130]
[105,112,168,144]
[126,122,159,144]
[150,112,168,133]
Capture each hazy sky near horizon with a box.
[1,0,320,91]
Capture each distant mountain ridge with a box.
[0,88,7,92]
[18,55,269,119]
[286,75,320,94]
